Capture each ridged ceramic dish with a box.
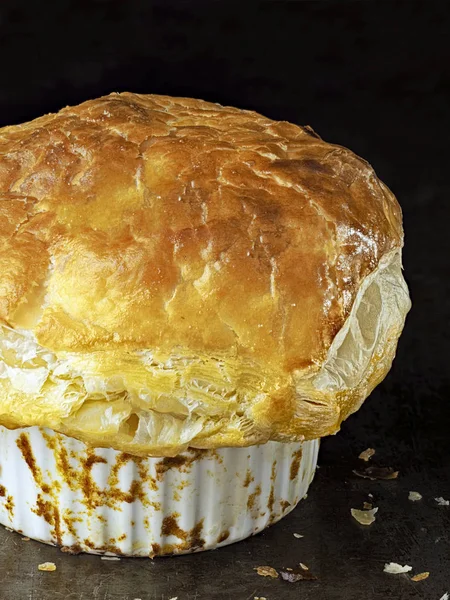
[0,426,319,556]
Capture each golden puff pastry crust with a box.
[0,93,410,456]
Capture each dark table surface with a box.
[0,1,449,598]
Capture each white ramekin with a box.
[0,425,318,556]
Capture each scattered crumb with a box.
[299,563,309,571]
[363,502,373,510]
[168,597,178,600]
[293,533,304,539]
[38,562,57,572]
[351,507,378,525]
[22,537,30,541]
[411,572,430,582]
[439,593,449,600]
[101,556,121,561]
[254,597,267,600]
[368,493,374,499]
[359,448,376,462]
[254,566,278,578]
[409,491,423,502]
[435,497,450,506]
[279,566,318,582]
[353,467,399,480]
[384,563,412,574]
[5,527,13,532]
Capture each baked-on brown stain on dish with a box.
[42,430,78,492]
[4,495,14,519]
[177,479,190,491]
[247,485,262,511]
[12,429,167,552]
[0,485,5,497]
[33,494,62,546]
[16,433,43,484]
[158,513,205,554]
[188,519,206,551]
[83,538,123,556]
[10,428,217,555]
[243,469,254,488]
[62,509,81,538]
[268,461,277,512]
[267,461,278,523]
[43,431,160,511]
[80,450,108,510]
[155,449,211,480]
[156,456,187,479]
[79,449,159,510]
[61,543,83,555]
[217,530,230,544]
[280,500,291,512]
[108,452,158,498]
[161,513,185,539]
[290,448,303,481]
[149,543,161,559]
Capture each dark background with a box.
[0,1,449,599]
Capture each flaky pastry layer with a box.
[0,251,409,456]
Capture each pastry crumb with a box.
[353,467,398,480]
[101,556,121,561]
[293,533,303,539]
[411,572,429,582]
[22,537,30,541]
[435,497,449,506]
[279,566,317,582]
[384,563,412,574]
[254,566,278,578]
[38,562,57,572]
[359,448,375,461]
[299,563,309,571]
[5,527,13,532]
[351,507,378,525]
[363,501,373,510]
[409,491,422,502]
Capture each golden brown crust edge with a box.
[0,93,411,455]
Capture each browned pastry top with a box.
[0,93,410,455]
